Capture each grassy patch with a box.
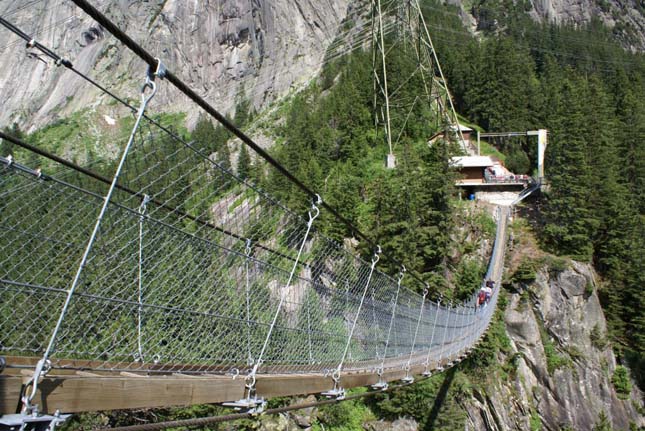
[478,140,506,162]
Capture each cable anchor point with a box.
[321,369,346,400]
[371,367,388,391]
[222,367,266,414]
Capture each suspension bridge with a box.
[1,1,514,429]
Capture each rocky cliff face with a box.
[0,0,353,130]
[448,0,645,51]
[465,260,643,430]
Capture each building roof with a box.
[450,123,473,132]
[450,156,495,168]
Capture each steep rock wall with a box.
[466,261,643,430]
[0,0,352,130]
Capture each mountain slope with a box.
[0,0,353,129]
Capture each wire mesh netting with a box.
[0,0,505,379]
[0,107,503,376]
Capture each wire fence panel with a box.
[1,127,505,379]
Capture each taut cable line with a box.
[65,0,440,298]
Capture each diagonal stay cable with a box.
[66,0,436,297]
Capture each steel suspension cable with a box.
[372,267,404,389]
[65,0,442,300]
[323,247,381,398]
[107,381,415,431]
[0,131,297,264]
[136,194,150,362]
[227,197,322,409]
[422,297,441,375]
[20,68,159,415]
[402,286,428,382]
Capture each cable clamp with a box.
[308,194,322,222]
[371,246,381,266]
[138,194,150,219]
[154,58,167,79]
[371,367,388,391]
[321,368,345,400]
[26,39,36,48]
[222,371,266,414]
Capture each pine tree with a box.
[237,145,251,180]
[216,142,232,192]
[192,114,218,153]
[1,122,22,158]
[542,71,596,260]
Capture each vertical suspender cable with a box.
[137,194,150,362]
[402,286,428,383]
[20,67,160,415]
[422,297,441,375]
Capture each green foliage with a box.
[467,301,511,368]
[237,144,252,180]
[611,365,632,400]
[369,369,470,430]
[590,324,608,350]
[530,410,542,431]
[476,210,497,238]
[505,148,531,175]
[1,122,22,157]
[192,113,219,153]
[454,259,486,300]
[541,332,569,374]
[592,410,613,431]
[315,393,375,431]
[539,255,568,274]
[512,258,538,284]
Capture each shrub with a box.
[590,324,608,350]
[512,258,537,284]
[612,365,632,400]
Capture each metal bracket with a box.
[370,367,388,391]
[321,370,345,400]
[321,387,346,400]
[151,58,166,80]
[0,411,70,431]
[371,381,388,391]
[401,375,414,385]
[222,397,266,415]
[222,372,266,414]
